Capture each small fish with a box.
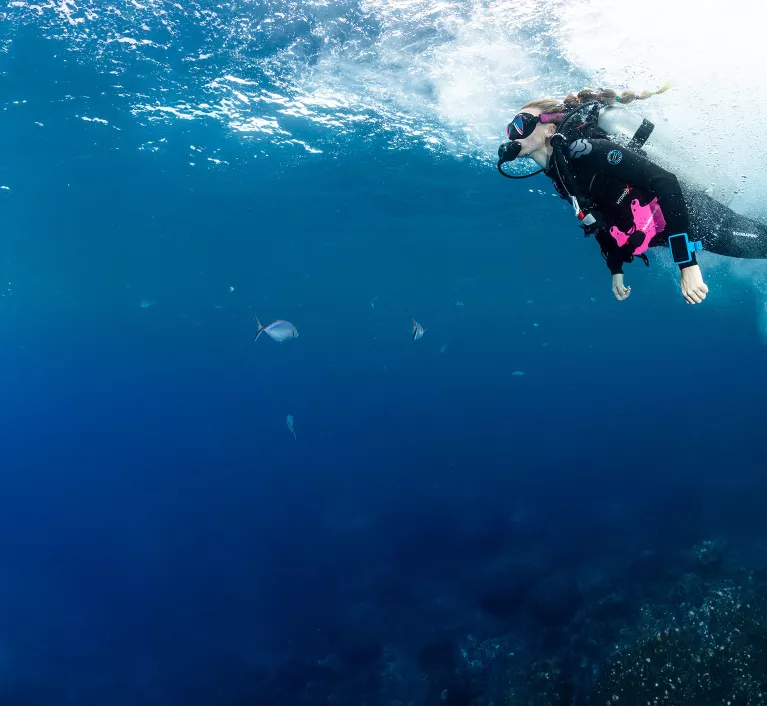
[286,414,296,440]
[411,317,425,341]
[255,317,299,343]
[512,370,525,376]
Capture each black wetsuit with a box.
[544,137,767,274]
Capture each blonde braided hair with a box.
[521,82,672,116]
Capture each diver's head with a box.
[496,101,564,178]
[510,96,576,166]
[506,104,562,167]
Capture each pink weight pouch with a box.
[609,197,667,254]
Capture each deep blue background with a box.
[2,16,767,706]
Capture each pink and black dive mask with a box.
[506,111,563,140]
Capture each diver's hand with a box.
[612,273,631,301]
[680,265,708,304]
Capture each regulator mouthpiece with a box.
[498,140,521,163]
[496,140,522,178]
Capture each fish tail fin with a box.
[255,315,265,342]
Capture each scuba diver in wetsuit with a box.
[497,87,767,304]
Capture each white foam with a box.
[554,0,767,215]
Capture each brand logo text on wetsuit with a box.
[607,149,623,165]
[616,186,631,205]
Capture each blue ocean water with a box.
[3,3,767,705]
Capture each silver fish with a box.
[255,317,299,343]
[286,414,296,440]
[411,317,425,341]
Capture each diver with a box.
[497,87,767,304]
